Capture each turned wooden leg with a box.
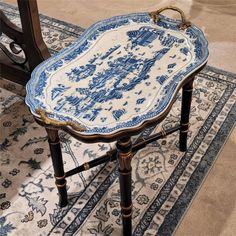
[116,137,133,236]
[46,128,68,207]
[179,78,194,152]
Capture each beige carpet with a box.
[2,1,236,235]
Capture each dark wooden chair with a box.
[0,0,50,85]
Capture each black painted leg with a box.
[46,128,68,207]
[179,78,194,152]
[116,137,133,236]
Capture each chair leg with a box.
[179,78,194,152]
[46,128,68,207]
[116,137,133,236]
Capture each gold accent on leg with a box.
[122,212,132,218]
[121,204,133,211]
[119,170,132,175]
[118,150,133,171]
[50,141,61,145]
[117,137,133,172]
[181,122,189,126]
[180,123,190,133]
[83,162,90,171]
[56,182,67,188]
[181,123,190,131]
[180,129,189,133]
[55,174,66,180]
[119,150,132,158]
[185,88,193,92]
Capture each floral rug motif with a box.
[0,2,236,236]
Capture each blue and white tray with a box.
[25,10,208,136]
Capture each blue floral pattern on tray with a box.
[25,13,208,135]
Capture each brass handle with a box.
[149,6,191,30]
[35,109,86,132]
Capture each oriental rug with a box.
[0,2,236,236]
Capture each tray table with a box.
[25,6,208,235]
